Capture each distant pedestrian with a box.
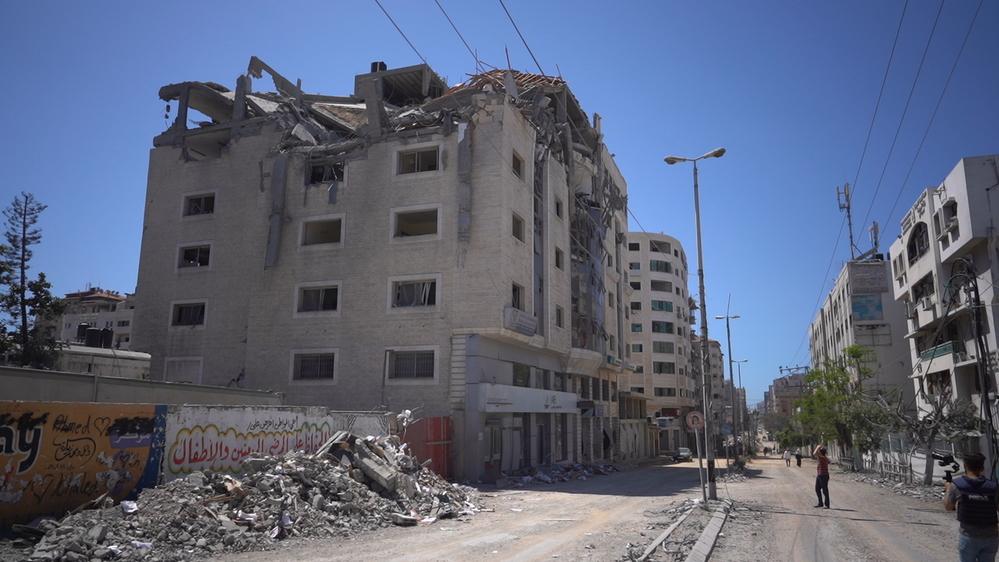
[795,450,802,467]
[814,445,830,508]
[783,449,791,467]
[945,452,998,561]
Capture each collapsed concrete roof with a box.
[153,56,605,165]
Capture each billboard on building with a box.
[851,294,884,322]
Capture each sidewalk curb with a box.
[684,500,732,562]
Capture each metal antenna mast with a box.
[837,183,858,259]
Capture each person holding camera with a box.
[945,453,998,561]
[813,445,830,508]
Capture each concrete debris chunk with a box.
[20,425,479,562]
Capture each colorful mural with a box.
[0,402,166,525]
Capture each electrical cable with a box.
[372,0,428,65]
[858,0,946,232]
[882,0,985,229]
[433,0,479,71]
[790,0,911,366]
[497,0,546,76]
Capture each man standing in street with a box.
[814,445,830,508]
[783,449,791,467]
[945,453,998,561]
[795,449,803,467]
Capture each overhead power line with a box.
[497,0,546,75]
[791,1,910,365]
[883,0,985,228]
[433,0,479,70]
[372,0,428,65]
[858,0,946,232]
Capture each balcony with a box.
[919,341,963,361]
[914,340,971,377]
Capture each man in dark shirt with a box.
[813,445,830,508]
[945,453,998,561]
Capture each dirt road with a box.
[218,460,703,562]
[712,456,957,562]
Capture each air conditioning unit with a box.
[920,297,934,311]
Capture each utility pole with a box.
[837,183,859,260]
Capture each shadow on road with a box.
[761,506,941,526]
[476,461,703,498]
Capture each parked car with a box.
[675,447,693,462]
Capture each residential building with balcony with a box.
[50,288,136,350]
[887,155,999,451]
[808,258,913,404]
[131,58,634,481]
[624,232,695,450]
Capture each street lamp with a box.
[665,146,726,501]
[715,297,740,462]
[734,359,749,452]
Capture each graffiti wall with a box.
[1,402,391,525]
[0,402,166,525]
[163,406,392,480]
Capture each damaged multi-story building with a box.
[132,58,636,480]
[624,232,697,451]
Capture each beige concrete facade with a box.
[131,60,636,480]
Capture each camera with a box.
[932,452,960,483]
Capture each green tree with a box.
[1,192,64,368]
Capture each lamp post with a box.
[734,359,748,453]
[715,298,740,463]
[665,147,725,500]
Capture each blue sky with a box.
[1,1,996,404]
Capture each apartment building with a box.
[624,233,695,447]
[808,258,914,404]
[764,373,808,416]
[52,288,136,349]
[887,155,999,452]
[131,58,632,481]
[689,334,725,450]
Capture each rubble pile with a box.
[503,463,619,486]
[852,473,944,501]
[23,432,478,561]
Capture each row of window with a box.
[630,321,681,335]
[631,341,676,354]
[630,300,674,312]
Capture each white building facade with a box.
[888,155,999,455]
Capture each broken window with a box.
[628,242,640,251]
[394,208,438,238]
[630,301,642,311]
[651,280,672,292]
[652,321,673,334]
[512,283,525,310]
[629,262,640,271]
[512,152,524,179]
[293,352,335,380]
[556,305,564,328]
[513,363,531,387]
[398,147,439,174]
[183,194,215,217]
[302,218,342,246]
[555,248,565,270]
[308,161,345,184]
[388,350,435,379]
[512,213,525,242]
[651,300,673,312]
[653,362,676,374]
[393,280,437,308]
[653,341,674,354]
[650,240,672,254]
[906,222,929,265]
[178,245,211,268]
[630,281,641,290]
[650,260,672,273]
[298,286,339,313]
[172,302,205,326]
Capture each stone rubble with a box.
[501,463,620,486]
[20,431,478,561]
[620,498,706,561]
[851,473,945,502]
